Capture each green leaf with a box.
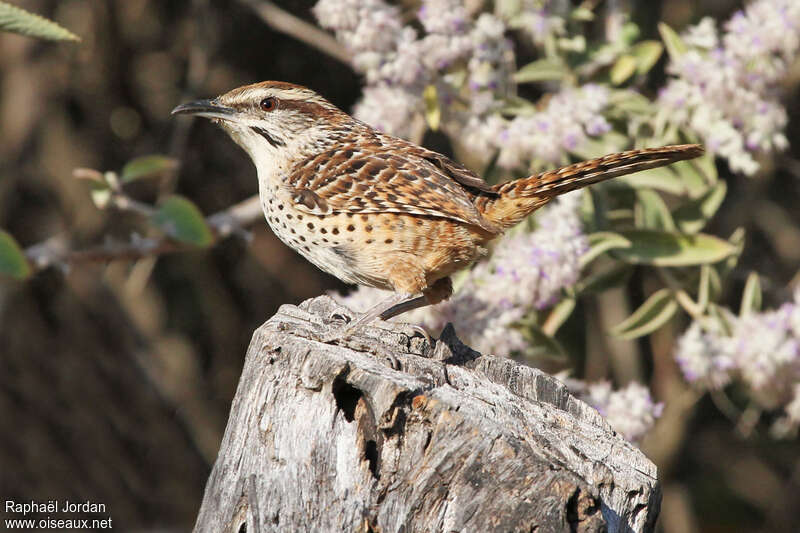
[610,288,678,339]
[672,181,727,234]
[151,195,213,247]
[121,155,179,183]
[709,303,734,336]
[671,160,710,198]
[613,166,688,195]
[608,89,654,116]
[739,272,762,316]
[575,264,633,294]
[0,1,79,41]
[635,189,675,231]
[541,298,575,336]
[521,323,567,362]
[697,265,711,311]
[514,58,568,83]
[570,131,629,160]
[620,22,641,45]
[613,230,736,266]
[693,148,718,183]
[90,183,112,209]
[571,6,594,21]
[499,95,537,116]
[658,22,687,61]
[0,230,31,280]
[610,54,637,85]
[422,84,440,131]
[581,231,631,267]
[631,40,663,74]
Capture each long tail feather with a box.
[477,144,704,230]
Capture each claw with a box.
[329,311,353,324]
[410,325,433,346]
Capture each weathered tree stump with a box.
[193,296,660,533]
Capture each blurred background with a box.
[0,0,798,531]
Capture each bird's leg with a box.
[380,276,452,324]
[379,295,429,320]
[324,291,417,342]
[378,277,454,343]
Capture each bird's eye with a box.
[259,97,278,112]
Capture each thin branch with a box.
[238,0,351,65]
[25,196,263,272]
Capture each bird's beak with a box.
[171,99,236,120]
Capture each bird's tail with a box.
[476,144,704,231]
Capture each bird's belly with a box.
[260,186,489,291]
[260,196,390,288]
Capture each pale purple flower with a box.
[353,85,419,137]
[418,0,469,35]
[566,380,664,444]
[658,0,800,175]
[498,0,566,45]
[675,288,800,415]
[469,85,611,169]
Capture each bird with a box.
[172,81,703,337]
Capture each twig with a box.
[238,0,351,65]
[25,195,263,272]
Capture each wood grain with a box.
[193,296,660,533]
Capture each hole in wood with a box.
[364,439,379,479]
[332,376,361,422]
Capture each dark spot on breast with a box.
[307,222,315,230]
[278,204,284,210]
[297,214,303,220]
[321,228,327,234]
[365,225,373,232]
[332,228,339,235]
[385,238,393,244]
[290,228,296,234]
[347,225,355,232]
[303,246,310,252]
[366,239,374,244]
[387,193,397,202]
[322,238,328,243]
[300,236,306,242]
[361,215,369,221]
[287,214,293,219]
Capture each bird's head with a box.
[172,81,350,166]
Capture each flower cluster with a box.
[465,84,612,169]
[314,0,608,164]
[314,0,492,137]
[674,289,800,433]
[566,379,664,444]
[333,191,587,356]
[658,0,800,174]
[498,0,567,46]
